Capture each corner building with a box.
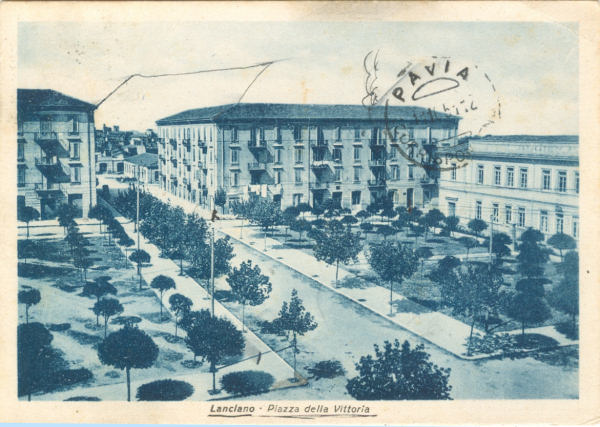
[439,135,579,241]
[17,89,97,219]
[155,103,459,211]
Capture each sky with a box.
[18,21,578,135]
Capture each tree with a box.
[93,297,124,338]
[296,202,312,219]
[168,293,192,337]
[467,218,487,237]
[73,246,94,283]
[341,215,358,228]
[550,251,579,330]
[18,288,41,324]
[355,210,370,223]
[359,222,374,234]
[428,256,461,289]
[547,233,576,261]
[346,339,451,400]
[57,203,78,235]
[443,216,460,237]
[423,209,445,235]
[214,188,227,214]
[270,289,318,378]
[118,235,135,267]
[83,277,117,326]
[408,207,423,224]
[136,379,194,401]
[88,204,112,236]
[231,199,252,238]
[311,204,325,219]
[312,220,362,287]
[129,249,151,290]
[18,239,38,265]
[97,326,159,401]
[368,242,418,315]
[517,228,549,278]
[249,198,282,250]
[184,314,245,393]
[227,260,272,332]
[18,206,40,239]
[188,236,234,290]
[489,232,512,265]
[376,224,395,241]
[458,236,478,260]
[290,218,312,241]
[410,223,425,247]
[18,322,53,400]
[415,246,434,277]
[282,206,300,238]
[150,275,176,320]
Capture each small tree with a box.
[468,218,488,237]
[57,203,78,235]
[270,289,318,379]
[517,228,549,278]
[83,277,117,326]
[18,239,38,265]
[547,233,576,261]
[93,297,124,338]
[346,339,451,400]
[376,224,395,241]
[119,235,135,267]
[227,260,272,332]
[97,326,159,401]
[136,379,194,401]
[296,202,312,219]
[312,221,363,287]
[290,218,312,241]
[341,215,358,229]
[410,223,425,248]
[129,249,151,290]
[168,293,192,337]
[368,242,418,315]
[355,210,370,223]
[443,216,460,237]
[18,206,40,239]
[184,314,245,394]
[360,222,374,234]
[489,232,512,265]
[458,237,478,260]
[282,206,300,238]
[18,288,41,324]
[18,322,53,400]
[415,246,434,277]
[249,198,282,250]
[423,209,445,235]
[214,187,227,214]
[550,251,579,330]
[150,275,176,320]
[73,246,94,283]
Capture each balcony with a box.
[158,138,165,146]
[34,132,69,157]
[248,140,268,151]
[367,179,386,188]
[182,139,191,150]
[311,160,330,170]
[171,158,178,167]
[368,159,386,168]
[248,162,267,172]
[311,142,328,150]
[34,182,65,199]
[333,139,344,147]
[311,181,330,190]
[35,158,70,183]
[169,138,177,148]
[370,136,385,149]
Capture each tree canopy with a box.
[227,260,272,331]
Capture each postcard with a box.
[0,1,599,424]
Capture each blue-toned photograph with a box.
[16,21,578,403]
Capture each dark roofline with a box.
[123,153,158,169]
[470,135,578,143]
[18,89,96,114]
[156,103,460,126]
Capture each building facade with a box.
[123,153,159,189]
[439,135,579,241]
[18,89,97,219]
[155,103,459,211]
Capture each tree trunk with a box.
[389,281,394,316]
[242,303,246,333]
[25,306,29,324]
[159,294,163,320]
[139,270,143,291]
[240,219,244,239]
[180,257,183,275]
[126,367,131,402]
[522,321,525,337]
[467,317,476,356]
[211,360,217,393]
[292,333,297,378]
[104,317,108,338]
[335,260,339,288]
[26,223,30,239]
[174,316,178,337]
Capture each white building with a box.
[439,135,579,242]
[123,153,159,189]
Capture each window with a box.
[505,205,512,224]
[354,128,361,141]
[389,147,397,159]
[352,191,361,205]
[448,201,456,217]
[572,217,579,238]
[542,169,551,190]
[40,118,52,133]
[293,194,303,206]
[390,165,400,180]
[71,166,81,184]
[258,127,265,142]
[18,142,24,161]
[506,167,514,187]
[494,166,501,186]
[18,121,23,135]
[294,148,303,164]
[558,171,567,192]
[335,127,342,141]
[540,210,548,233]
[451,163,457,181]
[335,168,342,182]
[231,171,239,187]
[275,170,282,184]
[71,142,80,160]
[232,128,238,142]
[518,207,526,227]
[353,167,361,183]
[477,165,484,184]
[17,167,26,187]
[492,203,499,222]
[353,147,361,162]
[556,213,564,233]
[294,169,303,184]
[333,148,342,163]
[408,165,414,180]
[230,149,239,164]
[519,168,528,188]
[575,172,579,194]
[475,201,482,220]
[70,116,79,134]
[275,148,283,164]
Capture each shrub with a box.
[554,320,578,340]
[307,360,345,380]
[64,396,101,401]
[48,323,71,332]
[220,370,275,396]
[45,369,93,392]
[136,379,194,401]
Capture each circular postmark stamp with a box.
[362,53,502,172]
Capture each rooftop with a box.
[123,153,158,169]
[470,135,578,144]
[18,89,96,114]
[156,103,460,125]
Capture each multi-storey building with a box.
[17,89,97,219]
[439,135,579,241]
[155,103,459,211]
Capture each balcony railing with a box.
[311,181,329,190]
[34,182,66,199]
[368,159,386,168]
[169,138,177,148]
[311,142,328,150]
[34,158,70,182]
[367,179,386,187]
[34,132,69,157]
[182,139,191,150]
[248,162,267,171]
[248,140,267,150]
[311,160,330,170]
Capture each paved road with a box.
[219,230,578,400]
